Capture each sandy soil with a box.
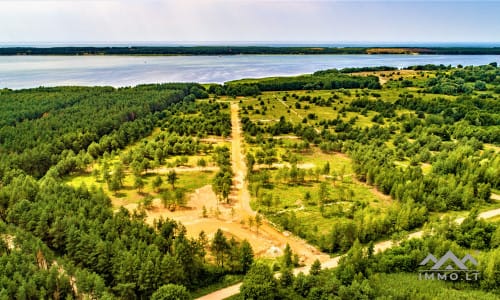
[228,103,329,263]
[352,69,419,85]
[118,102,328,263]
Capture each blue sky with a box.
[1,0,499,44]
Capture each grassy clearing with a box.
[66,168,216,207]
[240,87,423,130]
[64,123,223,207]
[372,272,498,300]
[249,145,390,236]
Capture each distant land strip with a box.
[1,46,500,56]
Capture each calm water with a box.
[1,54,499,89]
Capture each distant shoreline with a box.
[1,46,500,56]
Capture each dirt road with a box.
[118,103,328,260]
[197,206,500,300]
[229,103,329,263]
[230,103,254,217]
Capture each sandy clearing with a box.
[254,162,316,170]
[200,137,231,143]
[153,166,219,173]
[117,103,328,265]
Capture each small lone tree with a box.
[174,189,186,207]
[248,216,255,231]
[152,175,163,192]
[167,170,178,190]
[161,190,174,210]
[255,214,263,236]
[282,243,293,268]
[310,259,322,276]
[133,175,144,193]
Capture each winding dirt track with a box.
[198,205,500,300]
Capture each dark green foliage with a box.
[445,210,497,249]
[1,63,499,299]
[240,223,500,298]
[212,146,234,203]
[245,63,499,256]
[310,259,322,276]
[226,71,381,96]
[151,284,191,300]
[159,101,231,137]
[240,263,278,300]
[0,222,107,299]
[239,240,254,274]
[424,65,499,95]
[0,84,205,178]
[1,177,214,297]
[211,229,230,268]
[2,46,500,56]
[340,66,398,73]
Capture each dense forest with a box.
[0,84,251,299]
[1,46,500,56]
[209,70,381,97]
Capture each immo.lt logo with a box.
[419,250,480,281]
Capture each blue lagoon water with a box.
[1,54,499,89]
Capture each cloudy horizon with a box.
[1,0,499,44]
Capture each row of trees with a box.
[212,146,233,204]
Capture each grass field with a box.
[66,164,216,207]
[248,143,392,238]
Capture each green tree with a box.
[282,243,293,269]
[161,190,174,210]
[310,259,321,276]
[112,162,125,187]
[240,263,278,300]
[143,195,154,209]
[240,240,254,273]
[304,191,312,204]
[167,170,178,190]
[279,267,294,288]
[197,158,207,168]
[322,161,330,175]
[174,189,187,208]
[152,175,163,192]
[246,153,256,172]
[248,216,255,231]
[255,214,263,236]
[151,284,191,300]
[211,229,229,268]
[133,175,145,192]
[318,182,329,205]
